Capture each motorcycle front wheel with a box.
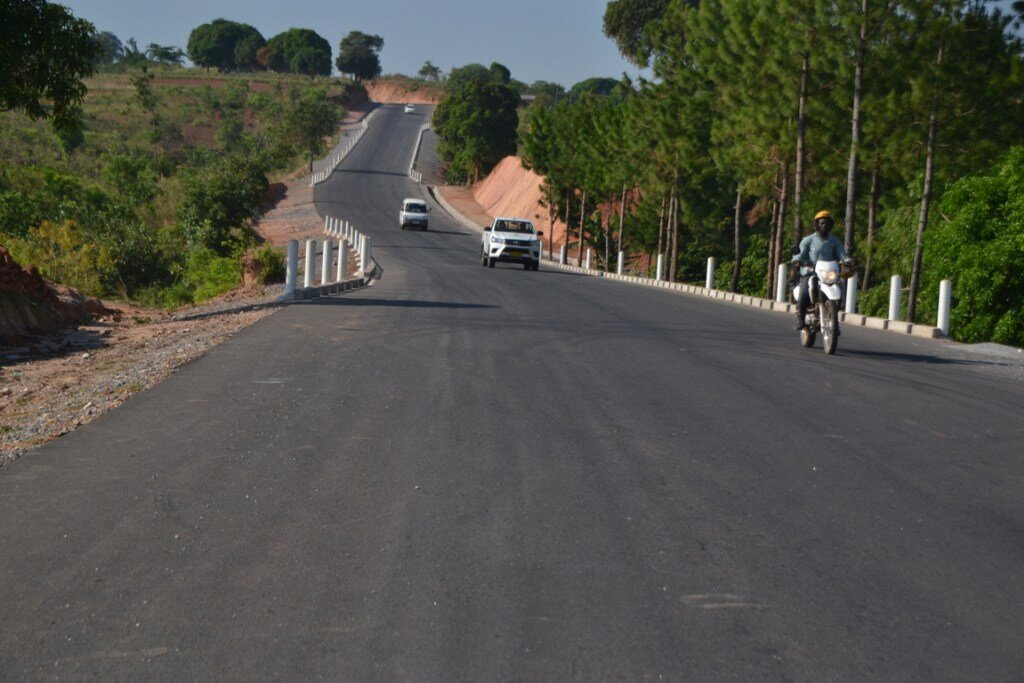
[821,300,839,355]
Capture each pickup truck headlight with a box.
[491,236,506,244]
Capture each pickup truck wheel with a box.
[400,224,406,230]
[481,250,488,267]
[523,262,531,270]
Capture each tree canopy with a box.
[433,79,519,184]
[336,31,384,82]
[266,28,332,76]
[187,19,264,71]
[1,0,100,135]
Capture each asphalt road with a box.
[2,103,1023,680]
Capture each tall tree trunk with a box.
[564,187,571,256]
[908,44,943,323]
[577,191,587,268]
[793,52,809,246]
[617,182,627,262]
[656,192,666,261]
[776,159,790,270]
[862,159,879,292]
[730,185,743,293]
[843,0,868,255]
[604,194,612,273]
[767,194,779,298]
[669,187,679,282]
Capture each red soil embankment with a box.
[470,156,570,246]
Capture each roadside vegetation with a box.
[0,6,377,308]
[512,0,1024,346]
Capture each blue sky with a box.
[59,0,643,88]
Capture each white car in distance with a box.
[400,198,429,230]
[404,104,415,114]
[481,217,542,271]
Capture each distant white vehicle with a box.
[400,198,429,230]
[404,104,415,114]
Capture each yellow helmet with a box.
[814,210,833,221]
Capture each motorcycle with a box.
[792,257,856,355]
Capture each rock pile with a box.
[0,245,109,345]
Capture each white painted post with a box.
[285,240,298,296]
[559,245,567,265]
[845,274,858,314]
[321,238,332,284]
[304,239,316,288]
[360,236,371,272]
[776,263,788,303]
[323,215,329,234]
[706,257,716,289]
[889,274,902,321]
[337,238,349,281]
[585,248,592,270]
[617,251,624,276]
[656,254,665,281]
[937,279,952,336]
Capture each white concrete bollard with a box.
[360,236,371,272]
[937,279,952,336]
[559,245,567,265]
[321,238,332,284]
[323,215,329,234]
[585,248,592,270]
[656,254,665,282]
[285,240,298,296]
[304,239,316,288]
[889,274,902,321]
[337,238,349,281]
[776,263,788,303]
[706,257,716,289]
[617,251,624,276]
[845,274,858,314]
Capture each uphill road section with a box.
[1,103,1023,680]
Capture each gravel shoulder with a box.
[1,164,325,466]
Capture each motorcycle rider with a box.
[792,210,848,329]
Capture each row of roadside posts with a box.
[282,216,372,297]
[548,246,952,337]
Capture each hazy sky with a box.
[59,0,643,88]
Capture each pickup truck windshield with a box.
[494,220,534,234]
[405,203,427,212]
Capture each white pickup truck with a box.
[399,198,429,231]
[480,217,543,271]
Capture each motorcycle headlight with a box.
[821,270,838,285]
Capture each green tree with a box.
[336,31,384,82]
[233,33,265,70]
[267,28,332,76]
[433,81,519,183]
[272,88,342,172]
[92,31,123,65]
[418,61,442,81]
[146,43,185,66]
[1,0,99,137]
[187,19,264,71]
[489,62,512,85]
[446,63,491,91]
[569,77,621,100]
[603,0,673,66]
[922,147,1024,345]
[179,155,269,255]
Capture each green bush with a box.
[923,147,1024,346]
[183,246,241,302]
[248,243,286,284]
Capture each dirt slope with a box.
[471,156,570,246]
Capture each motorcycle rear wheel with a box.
[822,300,839,355]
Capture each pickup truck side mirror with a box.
[536,231,544,237]
[483,226,491,231]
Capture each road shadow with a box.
[303,298,497,310]
[1,324,114,367]
[171,300,283,324]
[840,348,1013,367]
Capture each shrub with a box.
[183,246,241,302]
